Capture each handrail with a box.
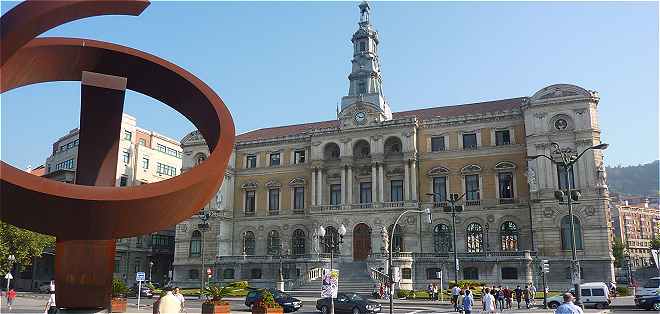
[287,267,324,290]
[369,267,389,284]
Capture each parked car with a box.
[38,283,51,293]
[316,292,381,314]
[546,282,610,309]
[245,288,302,313]
[128,285,153,298]
[634,277,660,311]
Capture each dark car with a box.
[316,292,381,314]
[128,285,153,298]
[634,294,660,311]
[245,288,302,313]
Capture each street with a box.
[1,293,644,314]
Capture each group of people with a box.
[450,283,538,314]
[426,282,442,300]
[372,282,392,300]
[154,287,186,314]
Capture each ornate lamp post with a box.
[387,208,432,314]
[426,193,465,288]
[148,261,154,283]
[197,211,213,295]
[318,224,346,314]
[527,142,608,307]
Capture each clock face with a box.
[554,118,568,130]
[355,111,366,123]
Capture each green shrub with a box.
[112,278,129,298]
[256,289,282,309]
[616,286,631,296]
[396,289,411,298]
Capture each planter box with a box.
[202,302,231,314]
[110,298,127,313]
[251,306,284,314]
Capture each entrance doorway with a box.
[353,223,372,261]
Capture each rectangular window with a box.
[501,267,518,280]
[358,81,367,94]
[66,142,73,149]
[270,153,280,166]
[390,180,403,202]
[465,174,480,201]
[268,188,280,212]
[124,130,132,141]
[55,158,76,171]
[294,150,305,164]
[138,138,146,146]
[580,289,592,297]
[495,130,511,146]
[431,136,446,152]
[557,165,575,190]
[359,41,366,51]
[293,187,305,210]
[246,155,257,168]
[156,163,177,176]
[245,190,256,214]
[462,133,478,149]
[592,289,605,297]
[157,144,167,153]
[498,172,514,199]
[119,176,128,186]
[330,184,342,205]
[74,139,79,146]
[114,259,121,273]
[360,182,372,204]
[122,149,130,164]
[432,177,447,203]
[142,157,149,169]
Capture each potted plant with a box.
[202,281,247,314]
[251,289,283,314]
[110,278,128,313]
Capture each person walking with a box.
[427,284,434,300]
[523,285,531,309]
[43,290,56,314]
[462,290,474,314]
[432,283,439,301]
[379,283,384,299]
[6,288,16,311]
[158,287,182,314]
[173,287,185,313]
[482,287,496,313]
[456,290,465,314]
[555,292,584,314]
[504,286,513,309]
[496,286,505,311]
[514,285,522,309]
[451,284,461,311]
[529,283,537,307]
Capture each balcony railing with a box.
[216,253,333,263]
[352,203,373,209]
[382,201,405,208]
[498,198,516,205]
[465,200,481,206]
[369,251,536,261]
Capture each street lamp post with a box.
[388,208,432,314]
[198,212,211,295]
[426,192,465,289]
[6,254,16,290]
[527,142,608,308]
[149,261,154,283]
[318,224,347,314]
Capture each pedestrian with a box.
[529,282,536,306]
[523,285,531,309]
[427,283,434,300]
[43,290,56,314]
[504,286,512,309]
[514,285,522,309]
[173,287,185,312]
[379,283,384,299]
[451,284,461,311]
[483,287,496,313]
[496,286,504,311]
[7,288,16,311]
[462,289,474,314]
[456,290,465,314]
[555,292,584,314]
[158,287,182,314]
[432,283,439,301]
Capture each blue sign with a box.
[136,272,146,281]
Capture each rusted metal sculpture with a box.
[0,0,235,310]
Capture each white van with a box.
[546,282,610,309]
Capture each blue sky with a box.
[1,1,658,169]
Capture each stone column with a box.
[317,168,324,205]
[371,163,378,204]
[341,166,346,205]
[378,163,385,203]
[311,168,317,206]
[524,250,533,284]
[404,161,410,201]
[410,159,418,201]
[347,166,353,205]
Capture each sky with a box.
[1,1,658,169]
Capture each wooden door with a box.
[353,223,372,261]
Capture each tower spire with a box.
[338,1,392,125]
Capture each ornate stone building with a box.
[173,2,613,290]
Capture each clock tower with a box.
[338,1,392,128]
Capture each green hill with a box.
[606,160,659,196]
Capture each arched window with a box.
[388,224,404,252]
[321,226,340,254]
[243,231,255,255]
[267,230,281,255]
[466,223,483,253]
[353,140,371,159]
[189,230,201,257]
[384,137,403,158]
[195,153,207,165]
[463,267,479,280]
[500,221,519,251]
[324,143,341,160]
[560,215,584,250]
[292,229,306,256]
[433,224,452,253]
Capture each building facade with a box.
[173,2,614,290]
[44,113,181,286]
[611,202,660,269]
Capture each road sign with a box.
[4,273,13,280]
[541,260,550,273]
[136,272,145,281]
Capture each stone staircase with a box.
[287,261,377,297]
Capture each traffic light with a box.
[541,260,550,273]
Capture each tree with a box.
[651,236,660,250]
[0,221,55,274]
[612,238,625,268]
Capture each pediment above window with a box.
[241,182,258,190]
[266,180,281,188]
[427,166,450,177]
[495,162,516,170]
[461,164,481,174]
[288,177,305,186]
